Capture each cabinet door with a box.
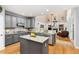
[30,19,32,27]
[13,35,19,43]
[17,17,24,23]
[25,18,35,28]
[5,15,12,28]
[25,19,29,28]
[26,19,30,28]
[21,18,25,24]
[17,17,21,23]
[12,16,17,28]
[24,18,26,27]
[5,35,13,46]
[27,19,31,28]
[30,18,35,28]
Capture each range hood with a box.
[17,23,24,27]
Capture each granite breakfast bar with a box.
[20,35,49,54]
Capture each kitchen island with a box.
[20,35,49,54]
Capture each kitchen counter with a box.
[5,33,17,36]
[20,35,49,43]
[20,34,49,54]
[36,32,56,45]
[5,31,29,35]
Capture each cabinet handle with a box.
[45,43,47,48]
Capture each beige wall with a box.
[47,11,67,22]
[35,15,48,32]
[35,15,47,23]
[35,11,67,32]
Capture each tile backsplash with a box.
[5,28,28,34]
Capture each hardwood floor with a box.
[48,43,74,54]
[0,40,79,54]
[0,42,20,54]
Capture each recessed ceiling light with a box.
[46,9,49,12]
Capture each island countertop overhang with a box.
[20,35,49,43]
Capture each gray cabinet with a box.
[5,34,19,46]
[17,17,21,23]
[25,17,35,28]
[5,11,26,28]
[5,35,13,46]
[11,16,17,28]
[30,18,35,28]
[5,15,12,28]
[5,11,35,28]
[17,17,25,27]
[17,17,25,24]
[13,35,19,42]
[25,19,30,28]
[5,15,17,28]
[20,38,48,54]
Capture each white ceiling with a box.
[4,5,79,16]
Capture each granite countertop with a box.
[5,33,17,36]
[5,31,28,35]
[20,35,49,43]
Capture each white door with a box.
[67,9,74,41]
[0,14,5,50]
[74,8,79,48]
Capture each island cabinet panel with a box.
[42,40,48,54]
[20,38,48,54]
